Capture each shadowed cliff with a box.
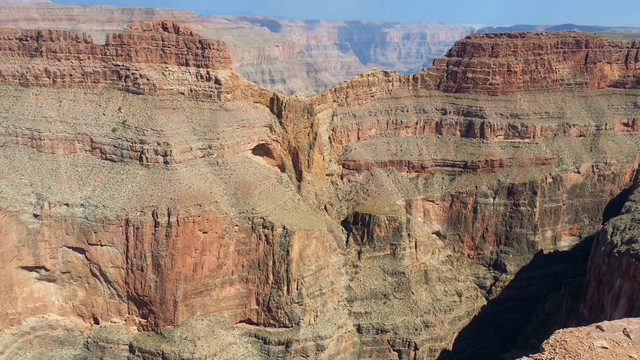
[437,237,594,360]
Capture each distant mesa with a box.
[0,20,233,95]
[123,20,202,37]
[477,23,640,36]
[424,31,640,94]
[0,20,231,70]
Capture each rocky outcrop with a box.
[309,31,640,359]
[423,31,640,95]
[581,184,640,323]
[0,20,230,91]
[511,185,640,359]
[0,4,474,94]
[8,6,640,96]
[0,21,230,69]
[517,318,640,360]
[0,22,343,349]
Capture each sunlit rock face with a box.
[0,4,474,94]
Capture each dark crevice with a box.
[236,318,259,326]
[251,143,285,172]
[63,245,87,255]
[19,265,50,273]
[340,217,352,247]
[602,185,635,224]
[19,265,58,283]
[437,235,594,360]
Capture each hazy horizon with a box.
[46,0,640,27]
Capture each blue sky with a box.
[51,0,640,26]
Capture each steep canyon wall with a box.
[0,3,473,95]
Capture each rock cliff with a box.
[424,31,640,95]
[3,21,229,67]
[0,21,231,93]
[512,184,640,359]
[581,183,640,323]
[1,22,640,360]
[0,4,473,94]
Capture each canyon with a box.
[0,13,639,360]
[3,4,640,97]
[0,3,473,95]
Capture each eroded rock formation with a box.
[0,22,640,360]
[0,4,473,94]
[0,21,231,94]
[424,31,640,94]
[582,184,640,323]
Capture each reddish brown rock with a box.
[0,21,231,69]
[423,31,640,95]
[518,318,640,360]
[0,4,473,95]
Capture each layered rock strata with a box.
[424,31,640,95]
[1,24,640,360]
[512,183,640,359]
[310,31,640,359]
[0,4,473,94]
[0,23,346,355]
[0,21,231,95]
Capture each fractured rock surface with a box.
[519,319,640,360]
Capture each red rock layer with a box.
[423,31,640,95]
[341,157,510,174]
[0,20,231,70]
[0,207,337,331]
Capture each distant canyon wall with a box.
[0,4,473,94]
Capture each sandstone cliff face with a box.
[513,185,640,359]
[1,23,640,360]
[308,31,640,358]
[0,4,473,94]
[423,31,640,95]
[0,21,230,93]
[0,22,351,358]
